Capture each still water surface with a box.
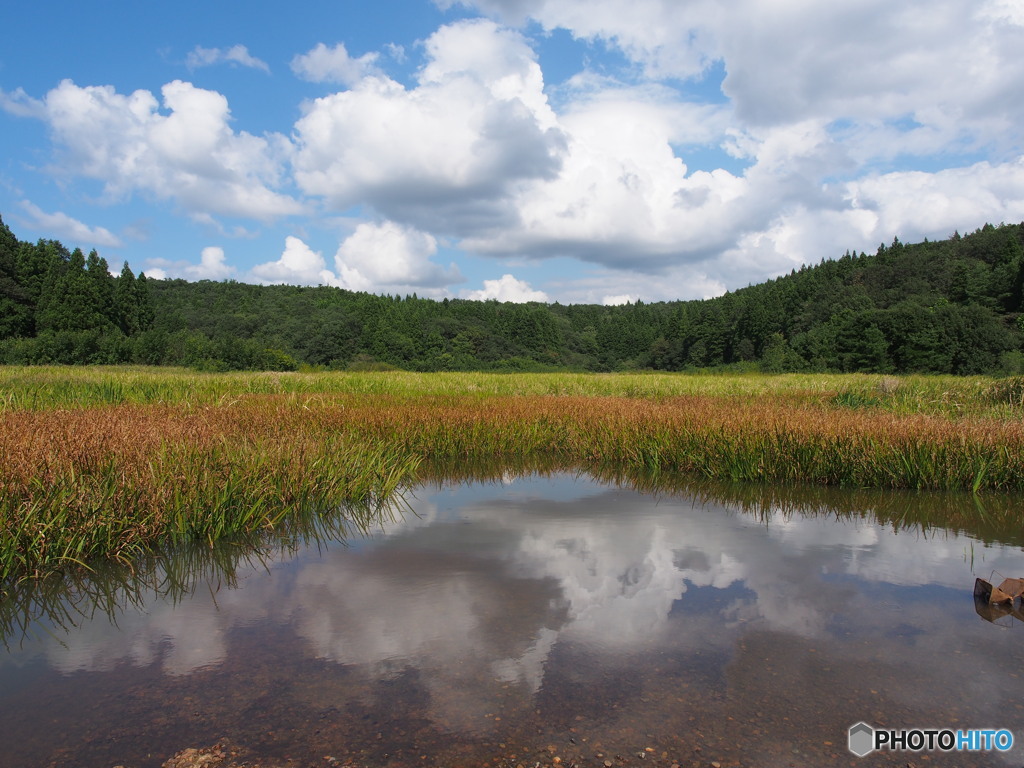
[2,473,1023,768]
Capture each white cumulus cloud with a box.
[250,236,336,285]
[290,42,381,86]
[186,45,270,73]
[549,265,726,304]
[462,273,548,302]
[292,19,565,235]
[241,224,466,294]
[459,83,755,270]
[145,246,235,281]
[0,86,46,118]
[19,79,301,223]
[333,220,462,294]
[447,0,1024,137]
[602,294,635,306]
[17,200,122,247]
[428,0,1024,297]
[7,2,1024,302]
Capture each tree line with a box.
[2,214,1022,374]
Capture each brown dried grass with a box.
[3,385,1022,580]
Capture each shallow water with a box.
[2,473,1024,768]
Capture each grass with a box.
[0,493,404,648]
[1,399,419,580]
[2,366,1023,582]
[3,365,1018,416]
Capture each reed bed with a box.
[1,495,403,648]
[3,365,1018,418]
[0,400,419,580]
[3,368,1023,582]
[304,393,1024,489]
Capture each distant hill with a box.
[2,214,1022,374]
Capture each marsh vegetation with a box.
[3,366,1023,582]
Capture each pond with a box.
[1,472,1023,768]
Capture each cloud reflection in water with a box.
[5,473,1024,751]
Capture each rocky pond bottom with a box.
[2,473,1023,768]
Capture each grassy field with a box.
[3,365,1023,416]
[2,366,1023,581]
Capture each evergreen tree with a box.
[36,248,104,332]
[1,214,1021,374]
[18,239,68,309]
[85,249,116,327]
[0,215,33,339]
[991,232,1024,311]
[114,262,142,334]
[136,272,155,330]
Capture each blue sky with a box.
[2,0,1023,304]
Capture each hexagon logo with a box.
[848,722,875,757]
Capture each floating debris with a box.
[974,576,1024,624]
[973,576,1024,604]
[974,598,1024,624]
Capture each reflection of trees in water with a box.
[681,474,1024,549]
[423,456,1024,549]
[0,495,406,649]
[4,459,1021,648]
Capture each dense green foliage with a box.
[0,216,155,365]
[2,213,1022,373]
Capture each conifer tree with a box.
[0,215,33,338]
[136,272,155,330]
[86,249,117,327]
[18,239,68,308]
[36,247,102,332]
[114,261,141,334]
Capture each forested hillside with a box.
[2,214,1022,374]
